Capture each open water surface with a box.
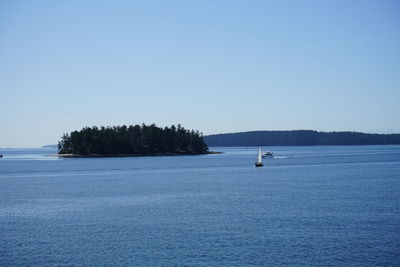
[1,146,399,266]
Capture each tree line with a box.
[204,130,400,146]
[58,124,208,155]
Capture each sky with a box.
[1,0,399,147]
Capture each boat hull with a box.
[255,162,263,167]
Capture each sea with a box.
[0,146,399,266]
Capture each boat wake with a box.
[271,151,399,159]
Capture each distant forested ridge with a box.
[58,124,208,156]
[204,130,400,146]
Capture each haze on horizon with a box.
[1,0,399,148]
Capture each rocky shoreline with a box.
[49,151,222,158]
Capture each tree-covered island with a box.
[58,124,209,157]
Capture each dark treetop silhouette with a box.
[58,124,208,156]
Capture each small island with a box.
[58,124,209,157]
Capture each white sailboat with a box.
[255,147,263,167]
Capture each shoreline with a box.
[48,151,223,158]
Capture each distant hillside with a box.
[42,144,58,148]
[204,130,400,146]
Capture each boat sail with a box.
[255,147,263,167]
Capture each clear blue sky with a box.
[1,0,399,147]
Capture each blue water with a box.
[1,146,399,266]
